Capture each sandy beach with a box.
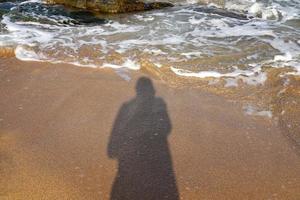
[1,57,300,199]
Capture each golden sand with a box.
[1,58,300,199]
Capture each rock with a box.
[0,2,16,17]
[0,2,16,10]
[192,0,225,8]
[13,2,107,26]
[193,6,249,20]
[47,0,173,13]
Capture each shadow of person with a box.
[107,77,179,200]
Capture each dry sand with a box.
[1,58,300,199]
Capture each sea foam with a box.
[0,0,299,83]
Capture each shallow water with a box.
[0,0,299,82]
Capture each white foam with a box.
[225,0,299,21]
[225,0,253,11]
[19,0,42,5]
[188,20,275,38]
[171,67,224,78]
[263,38,300,74]
[186,0,199,4]
[240,72,267,86]
[171,65,267,86]
[244,105,272,118]
[1,16,53,45]
[225,78,238,87]
[15,45,101,68]
[154,63,162,68]
[181,52,202,58]
[15,46,41,61]
[188,16,206,25]
[102,59,140,70]
[122,59,141,70]
[274,53,292,62]
[248,2,263,16]
[171,66,258,78]
[261,8,281,20]
[143,49,167,55]
[135,15,155,22]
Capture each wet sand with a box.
[1,58,300,199]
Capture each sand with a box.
[1,58,300,200]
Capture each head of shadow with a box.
[107,77,179,200]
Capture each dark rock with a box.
[47,0,173,13]
[9,2,106,26]
[193,6,250,20]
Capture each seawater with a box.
[0,0,299,83]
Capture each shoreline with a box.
[1,57,300,199]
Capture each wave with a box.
[0,0,299,84]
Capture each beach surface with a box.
[1,58,300,199]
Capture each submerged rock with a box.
[11,2,107,26]
[47,0,173,13]
[0,2,16,17]
[193,6,249,20]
